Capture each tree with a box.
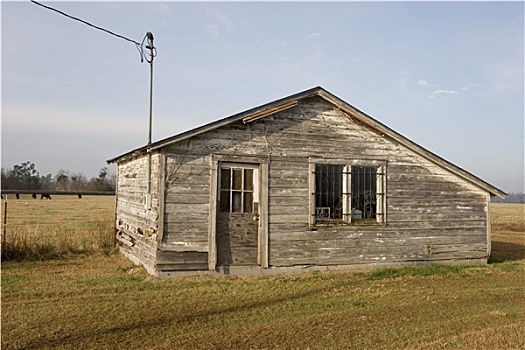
[70,173,87,192]
[1,162,114,192]
[84,167,115,192]
[491,193,525,203]
[55,170,70,191]
[1,161,42,190]
[94,167,115,191]
[1,168,14,189]
[39,173,53,190]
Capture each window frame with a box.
[218,162,259,214]
[309,158,387,226]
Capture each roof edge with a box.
[107,86,324,164]
[107,86,506,198]
[315,90,507,198]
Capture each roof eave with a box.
[107,86,506,198]
[107,86,324,164]
[320,91,507,198]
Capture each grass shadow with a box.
[16,273,359,349]
[489,240,525,263]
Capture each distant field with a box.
[1,202,524,349]
[1,194,115,260]
[490,203,525,262]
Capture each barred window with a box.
[351,166,378,221]
[311,162,386,225]
[314,165,345,221]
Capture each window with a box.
[351,166,379,221]
[310,161,386,225]
[314,165,345,221]
[219,164,258,213]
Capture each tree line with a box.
[1,161,115,192]
[491,193,525,204]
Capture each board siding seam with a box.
[208,158,218,270]
[157,152,166,244]
[260,162,269,268]
[486,193,491,259]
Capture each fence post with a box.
[2,198,7,250]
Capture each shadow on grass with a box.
[489,240,525,263]
[13,274,358,350]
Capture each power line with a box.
[30,0,158,151]
[30,0,155,62]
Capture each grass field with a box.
[1,199,524,350]
[490,203,525,262]
[1,194,115,260]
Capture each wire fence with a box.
[1,195,116,261]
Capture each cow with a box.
[15,193,20,199]
[32,193,37,199]
[41,193,52,200]
[77,193,82,199]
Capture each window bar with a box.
[229,169,233,212]
[364,167,367,209]
[329,165,335,219]
[325,165,329,217]
[241,168,244,213]
[343,165,351,223]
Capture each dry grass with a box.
[1,194,115,260]
[1,201,524,350]
[490,203,525,262]
[491,203,525,233]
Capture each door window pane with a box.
[244,169,253,190]
[244,192,253,213]
[232,168,242,190]
[220,168,231,190]
[232,192,242,212]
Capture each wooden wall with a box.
[156,151,211,271]
[141,96,490,272]
[114,154,162,274]
[264,98,488,266]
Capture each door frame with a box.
[209,154,269,270]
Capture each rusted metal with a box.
[242,100,298,124]
[339,106,385,136]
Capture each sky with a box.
[2,1,524,193]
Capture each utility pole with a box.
[146,31,154,149]
[29,1,158,209]
[145,32,154,209]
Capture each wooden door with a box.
[217,163,259,266]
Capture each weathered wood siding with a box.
[160,96,489,270]
[155,151,211,271]
[163,152,211,250]
[114,154,162,274]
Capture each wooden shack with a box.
[107,87,505,276]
